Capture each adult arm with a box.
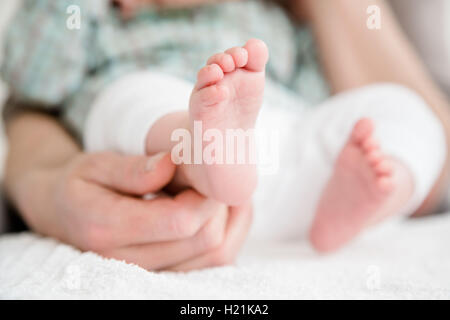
[295,0,450,214]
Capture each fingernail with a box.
[145,152,167,172]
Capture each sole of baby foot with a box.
[309,118,414,252]
[184,39,269,205]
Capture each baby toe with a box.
[225,47,248,68]
[351,118,375,144]
[207,53,235,73]
[196,64,224,90]
[244,39,269,72]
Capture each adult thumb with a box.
[81,152,176,195]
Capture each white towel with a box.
[1,213,450,299]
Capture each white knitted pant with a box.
[85,72,447,240]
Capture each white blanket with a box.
[1,214,449,299]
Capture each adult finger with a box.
[80,188,227,249]
[99,207,228,270]
[168,202,253,272]
[78,151,176,196]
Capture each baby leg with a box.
[147,39,269,205]
[310,118,414,251]
[307,84,447,252]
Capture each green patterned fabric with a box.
[1,0,329,135]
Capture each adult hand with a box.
[5,113,252,271]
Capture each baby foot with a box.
[310,118,414,252]
[185,39,269,205]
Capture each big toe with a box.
[244,39,269,72]
[351,118,375,144]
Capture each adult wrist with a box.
[4,151,73,235]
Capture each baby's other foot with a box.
[186,39,269,205]
[310,118,414,252]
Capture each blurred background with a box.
[0,1,19,174]
[0,0,449,215]
[1,0,449,151]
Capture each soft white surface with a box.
[1,214,450,299]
